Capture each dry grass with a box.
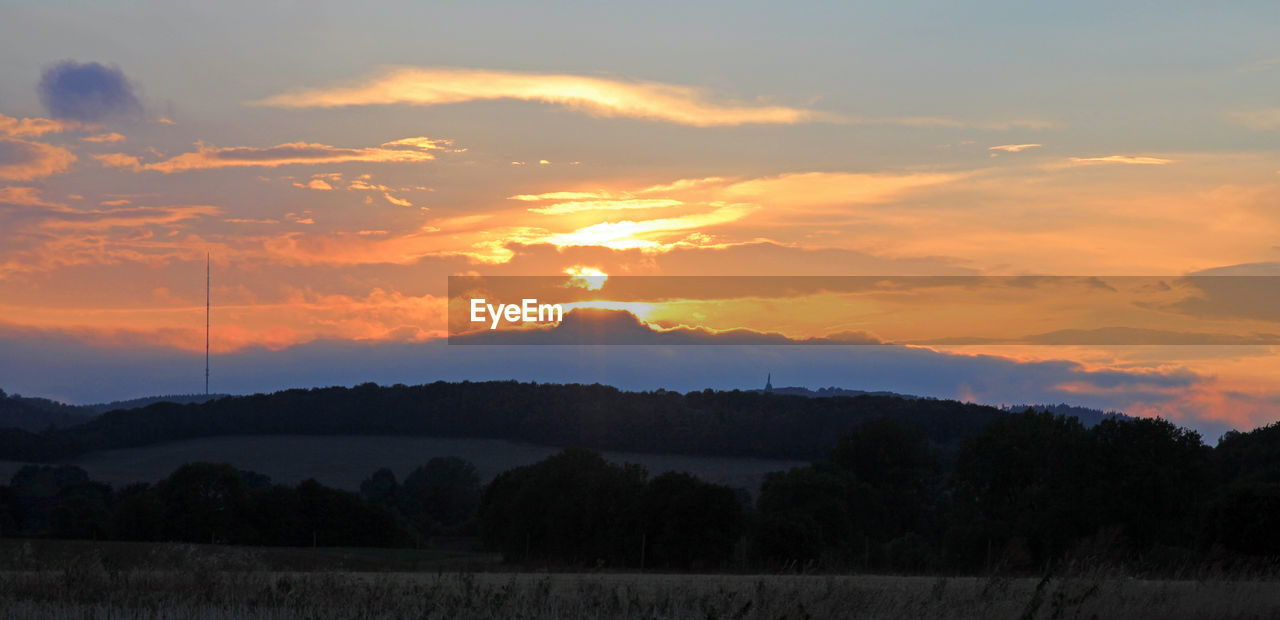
[2,542,1280,619]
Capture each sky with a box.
[2,1,1280,437]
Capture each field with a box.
[0,435,805,493]
[2,540,1279,619]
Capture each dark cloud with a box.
[38,61,143,122]
[452,308,884,345]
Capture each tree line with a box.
[5,409,1280,571]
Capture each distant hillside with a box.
[0,389,232,432]
[80,393,232,415]
[759,388,1130,428]
[0,381,1011,463]
[755,385,921,399]
[0,390,92,432]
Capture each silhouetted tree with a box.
[9,465,91,534]
[828,417,941,541]
[639,471,743,569]
[949,411,1091,566]
[108,483,163,541]
[1085,416,1212,551]
[755,463,874,565]
[360,467,398,507]
[156,462,252,543]
[399,457,481,537]
[480,448,646,565]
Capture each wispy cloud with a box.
[989,143,1042,153]
[382,192,412,207]
[1067,155,1173,166]
[81,132,126,144]
[251,66,829,127]
[509,191,610,202]
[95,136,452,173]
[527,198,682,215]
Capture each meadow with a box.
[2,540,1279,619]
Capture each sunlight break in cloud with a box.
[542,204,760,250]
[94,136,452,173]
[1068,155,1173,166]
[251,66,827,127]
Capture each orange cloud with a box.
[293,178,333,190]
[81,132,126,144]
[0,113,83,138]
[96,137,451,173]
[91,153,142,169]
[0,138,77,181]
[0,186,62,207]
[0,203,221,278]
[252,66,828,127]
[37,204,222,232]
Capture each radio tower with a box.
[205,253,210,395]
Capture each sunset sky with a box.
[3,1,1280,435]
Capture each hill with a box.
[0,389,231,433]
[0,381,1008,463]
[0,390,93,432]
[79,393,231,415]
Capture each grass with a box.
[2,540,1279,618]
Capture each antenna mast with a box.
[205,253,210,395]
